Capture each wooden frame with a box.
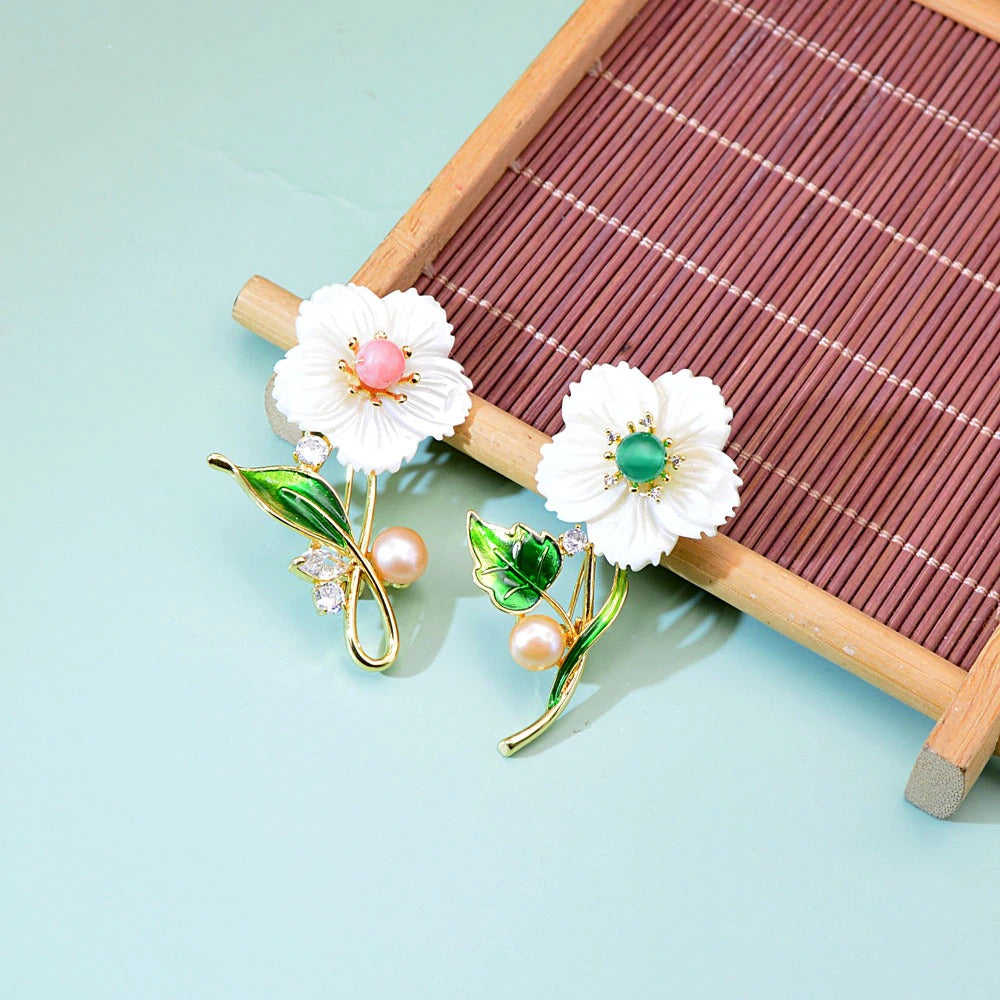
[232,0,1000,814]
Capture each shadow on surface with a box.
[512,565,741,756]
[952,763,1000,824]
[371,441,520,679]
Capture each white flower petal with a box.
[536,426,623,523]
[406,353,470,382]
[586,492,679,571]
[382,382,472,444]
[652,447,742,539]
[273,342,352,428]
[382,287,455,354]
[296,283,387,351]
[332,401,422,474]
[654,369,733,451]
[273,283,471,474]
[561,361,660,431]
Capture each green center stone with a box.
[615,431,666,484]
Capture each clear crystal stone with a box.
[313,581,345,614]
[646,486,662,502]
[560,527,588,555]
[639,412,653,428]
[301,547,348,581]
[294,434,330,468]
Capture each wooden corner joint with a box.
[905,624,1000,819]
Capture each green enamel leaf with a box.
[208,455,352,549]
[548,567,628,708]
[467,513,562,614]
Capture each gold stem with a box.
[343,473,399,671]
[566,545,594,623]
[343,465,355,512]
[498,548,597,756]
[582,546,596,618]
[497,658,588,756]
[358,471,377,550]
[206,454,398,669]
[537,588,575,634]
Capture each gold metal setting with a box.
[208,439,402,673]
[344,469,400,671]
[337,338,421,406]
[601,416,686,500]
[497,540,599,757]
[466,514,628,756]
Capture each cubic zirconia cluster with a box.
[602,412,684,502]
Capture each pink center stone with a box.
[354,339,406,391]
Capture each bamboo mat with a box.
[415,0,1000,671]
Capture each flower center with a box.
[354,339,406,391]
[615,431,666,484]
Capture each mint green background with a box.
[3,2,999,997]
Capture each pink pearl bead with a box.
[508,615,566,671]
[370,526,428,586]
[355,339,406,391]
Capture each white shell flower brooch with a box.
[467,362,740,755]
[209,283,472,671]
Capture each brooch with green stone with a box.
[468,361,741,753]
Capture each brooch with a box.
[468,362,741,752]
[210,283,472,671]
